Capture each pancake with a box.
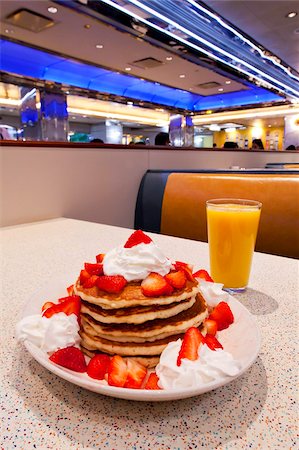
[80,293,208,341]
[80,295,196,324]
[79,329,186,356]
[74,279,199,309]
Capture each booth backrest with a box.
[135,170,299,258]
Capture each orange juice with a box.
[207,200,261,290]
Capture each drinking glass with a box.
[206,198,262,292]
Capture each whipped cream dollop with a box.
[197,280,230,307]
[156,339,241,390]
[103,242,172,282]
[16,313,80,353]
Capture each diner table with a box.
[1,218,298,449]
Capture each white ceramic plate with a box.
[21,275,261,401]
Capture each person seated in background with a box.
[155,132,170,146]
[90,138,104,143]
[286,144,296,150]
[223,141,238,149]
[251,138,264,150]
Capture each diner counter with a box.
[1,218,298,449]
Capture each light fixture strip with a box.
[192,107,299,124]
[186,0,298,81]
[126,0,299,96]
[100,0,299,97]
[0,98,169,125]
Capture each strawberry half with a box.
[141,272,172,297]
[165,270,187,290]
[174,261,195,282]
[80,269,90,286]
[87,353,110,380]
[204,318,218,336]
[66,284,74,296]
[124,229,152,248]
[208,301,234,331]
[107,355,128,387]
[41,301,55,312]
[177,327,205,366]
[84,262,103,276]
[49,346,87,372]
[193,269,214,282]
[83,275,99,289]
[144,372,161,390]
[96,253,105,263]
[204,334,223,351]
[42,295,81,320]
[96,275,127,294]
[124,359,147,389]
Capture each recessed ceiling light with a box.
[225,80,231,84]
[84,24,91,29]
[218,88,224,91]
[48,7,58,14]
[268,124,272,127]
[179,74,185,78]
[125,67,131,71]
[96,44,103,49]
[166,56,173,61]
[286,11,297,18]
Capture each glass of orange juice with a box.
[206,198,262,292]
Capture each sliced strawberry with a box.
[107,355,128,387]
[144,372,161,390]
[124,229,152,248]
[204,318,218,336]
[41,301,55,312]
[177,327,205,366]
[87,353,110,380]
[83,275,99,289]
[204,334,223,351]
[57,295,74,303]
[79,269,90,286]
[43,295,81,320]
[66,284,74,296]
[96,253,105,263]
[141,272,172,297]
[96,275,127,294]
[165,270,187,290]
[174,261,195,282]
[163,282,174,296]
[124,359,147,389]
[208,301,234,331]
[84,262,103,276]
[193,269,214,282]
[49,346,87,372]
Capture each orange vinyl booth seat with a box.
[135,170,299,259]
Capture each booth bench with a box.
[135,170,299,259]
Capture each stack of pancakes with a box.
[74,278,208,368]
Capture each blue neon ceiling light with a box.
[97,0,299,99]
[0,38,282,111]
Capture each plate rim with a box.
[20,276,261,401]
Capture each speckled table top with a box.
[1,218,298,450]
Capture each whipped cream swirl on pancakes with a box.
[74,231,208,368]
